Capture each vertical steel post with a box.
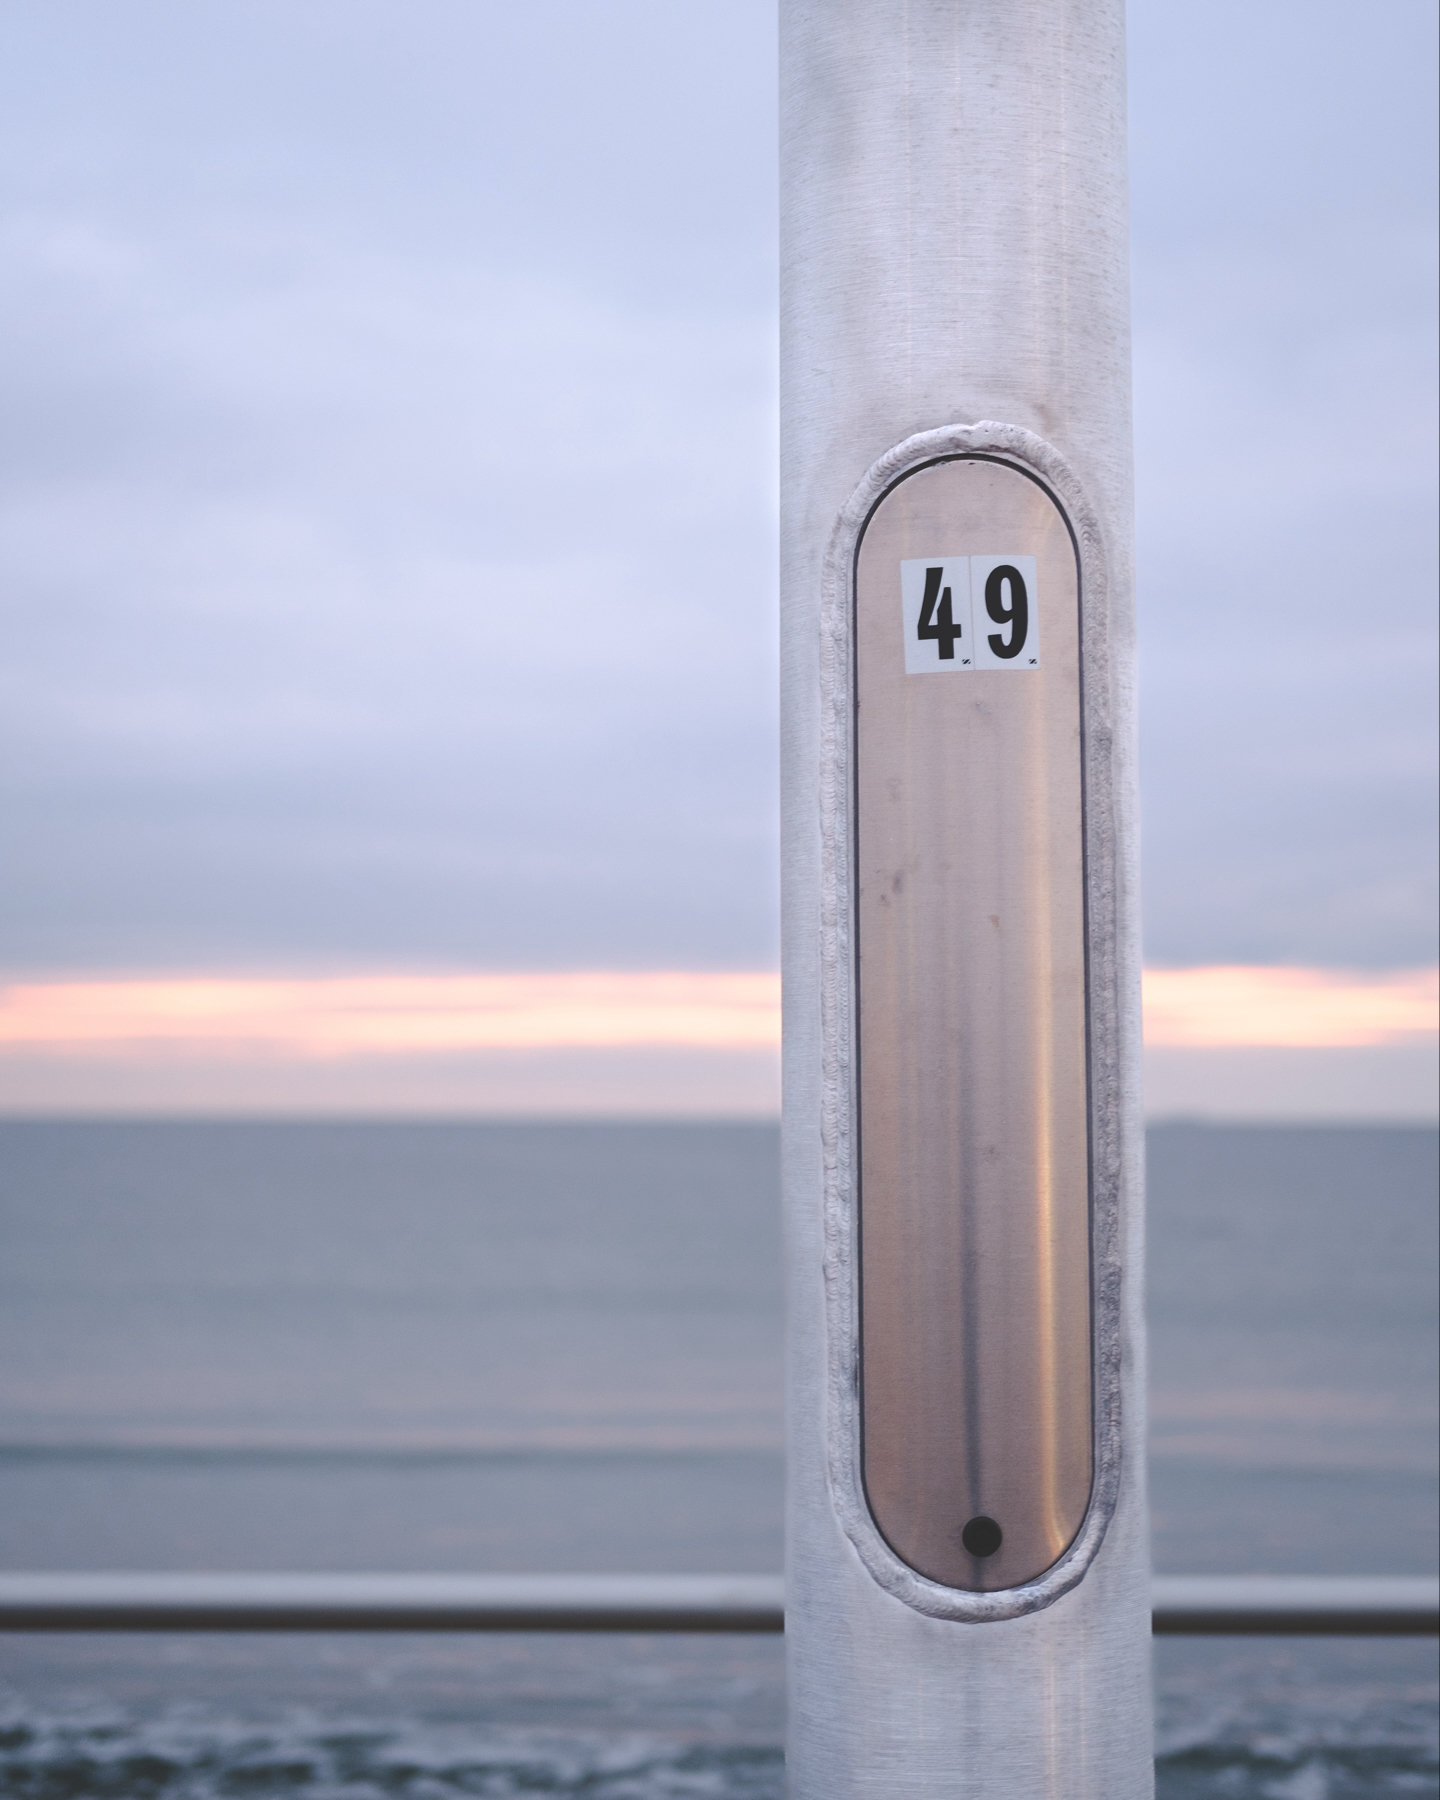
[780,1,1152,1794]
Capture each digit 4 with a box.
[917,566,963,660]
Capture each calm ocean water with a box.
[0,1119,1435,1797]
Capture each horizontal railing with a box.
[0,1572,1434,1635]
[0,1573,782,1634]
[1150,1575,1437,1636]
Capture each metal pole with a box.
[780,1,1150,1794]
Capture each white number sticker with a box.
[899,555,1040,673]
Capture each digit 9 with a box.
[984,565,1028,660]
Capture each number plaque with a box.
[855,454,1092,1593]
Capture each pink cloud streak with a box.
[0,965,1434,1059]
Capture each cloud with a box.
[0,7,780,970]
[0,0,1432,980]
[5,964,1433,1054]
[0,971,783,1056]
[3,961,1433,1118]
[1141,965,1438,1049]
[1129,0,1438,967]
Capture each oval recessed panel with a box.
[855,454,1092,1593]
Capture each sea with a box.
[0,1118,1434,1799]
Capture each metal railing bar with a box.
[0,1572,1433,1635]
[0,1573,784,1634]
[1149,1574,1439,1636]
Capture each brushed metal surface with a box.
[856,454,1092,1592]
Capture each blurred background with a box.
[0,0,1433,1118]
[0,3,1435,1797]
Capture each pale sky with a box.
[0,0,1435,978]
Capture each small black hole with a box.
[961,1515,1003,1558]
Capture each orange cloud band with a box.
[0,966,1434,1058]
[0,973,783,1058]
[1140,965,1437,1048]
